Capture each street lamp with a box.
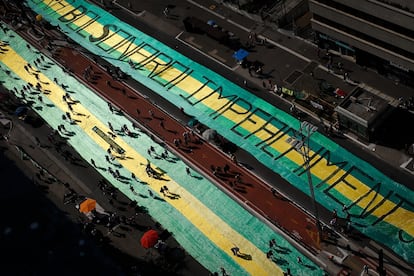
[289,121,322,244]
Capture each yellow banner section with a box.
[0,45,282,276]
[38,0,414,237]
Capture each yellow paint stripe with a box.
[1,45,282,275]
[41,0,414,236]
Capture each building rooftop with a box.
[335,86,391,127]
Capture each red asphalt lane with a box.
[54,45,321,253]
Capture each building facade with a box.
[309,0,414,87]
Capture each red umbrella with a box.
[140,230,159,249]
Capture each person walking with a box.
[231,246,240,256]
[163,7,169,17]
[363,264,369,275]
[185,167,191,176]
[223,164,230,174]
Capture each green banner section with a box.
[24,0,414,263]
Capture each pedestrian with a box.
[37,95,43,103]
[108,167,114,175]
[108,103,114,113]
[66,112,71,120]
[131,172,136,180]
[47,132,55,144]
[160,186,165,196]
[148,189,154,198]
[108,122,113,132]
[327,63,332,72]
[297,256,303,265]
[163,7,169,16]
[266,250,273,259]
[159,120,164,129]
[183,131,189,145]
[60,124,66,132]
[35,136,41,146]
[231,246,240,256]
[162,185,169,195]
[289,103,296,113]
[91,159,96,167]
[220,267,229,276]
[269,238,276,248]
[186,167,191,176]
[234,173,241,183]
[363,264,369,274]
[230,153,238,164]
[105,155,111,163]
[115,170,121,178]
[136,108,140,115]
[106,80,111,87]
[129,185,134,193]
[243,79,247,87]
[148,109,154,118]
[346,221,352,233]
[223,164,230,174]
[147,149,152,157]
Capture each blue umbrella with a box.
[207,20,216,26]
[14,106,28,116]
[232,48,249,61]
